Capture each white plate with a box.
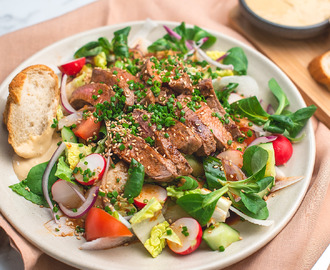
[0,20,315,270]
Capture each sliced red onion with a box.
[247,136,277,147]
[271,176,304,192]
[229,206,274,226]
[195,45,234,70]
[58,186,99,218]
[80,236,133,250]
[42,142,67,222]
[60,74,77,114]
[216,52,230,62]
[58,111,83,129]
[266,104,275,115]
[163,25,193,50]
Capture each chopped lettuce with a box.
[144,221,169,257]
[55,156,74,183]
[166,186,201,200]
[64,142,92,169]
[130,197,162,224]
[94,51,107,69]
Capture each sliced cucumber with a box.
[61,126,78,143]
[202,222,240,251]
[257,143,276,198]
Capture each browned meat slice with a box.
[195,102,233,150]
[132,109,193,175]
[91,67,137,107]
[140,57,193,95]
[132,109,156,138]
[111,134,178,182]
[137,88,156,106]
[177,95,216,156]
[165,120,202,155]
[198,79,243,139]
[69,83,114,110]
[154,131,193,176]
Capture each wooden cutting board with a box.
[229,6,330,128]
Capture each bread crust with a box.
[3,64,59,158]
[308,51,330,91]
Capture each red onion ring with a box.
[58,186,99,218]
[247,136,277,147]
[271,176,304,192]
[58,111,83,129]
[163,25,193,50]
[42,142,67,222]
[216,52,230,62]
[60,74,77,114]
[195,45,234,70]
[266,104,275,115]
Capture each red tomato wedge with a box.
[240,127,257,146]
[58,57,86,76]
[85,208,133,241]
[73,115,101,141]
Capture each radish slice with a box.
[167,217,202,255]
[228,93,243,104]
[217,149,243,168]
[60,74,77,114]
[73,153,106,186]
[80,236,133,250]
[51,179,85,208]
[58,111,83,130]
[229,206,274,226]
[247,136,278,147]
[221,159,246,181]
[42,142,67,222]
[58,186,99,218]
[271,176,304,192]
[134,184,167,209]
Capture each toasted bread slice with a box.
[3,65,59,158]
[308,50,330,91]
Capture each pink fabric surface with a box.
[0,0,329,269]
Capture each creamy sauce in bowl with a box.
[245,0,330,27]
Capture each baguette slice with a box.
[308,50,330,91]
[3,65,60,158]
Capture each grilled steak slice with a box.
[165,120,202,155]
[133,109,193,175]
[195,102,233,150]
[69,83,114,110]
[177,95,216,156]
[132,109,156,139]
[91,67,136,107]
[140,57,193,95]
[111,133,178,182]
[154,131,193,176]
[198,79,243,139]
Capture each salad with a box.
[9,22,316,258]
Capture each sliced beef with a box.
[177,95,216,156]
[137,88,156,106]
[165,120,202,155]
[195,102,233,150]
[69,83,114,110]
[140,57,193,95]
[198,79,243,139]
[132,109,193,175]
[91,67,136,107]
[111,133,178,182]
[154,131,193,176]
[132,109,156,138]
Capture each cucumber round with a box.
[203,222,240,251]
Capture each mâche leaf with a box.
[222,47,248,75]
[268,78,290,115]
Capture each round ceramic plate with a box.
[0,20,315,270]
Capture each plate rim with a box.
[0,19,316,270]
